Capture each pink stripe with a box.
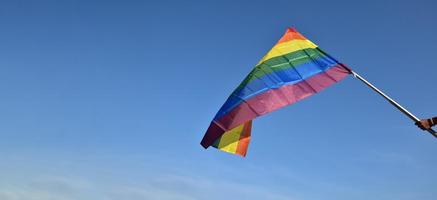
[201,64,350,148]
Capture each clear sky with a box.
[0,0,436,199]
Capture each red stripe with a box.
[276,28,308,44]
[200,64,350,148]
[235,120,252,156]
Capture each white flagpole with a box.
[349,70,437,138]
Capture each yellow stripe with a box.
[257,39,318,65]
[216,123,245,154]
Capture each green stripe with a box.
[234,48,325,91]
[212,137,221,148]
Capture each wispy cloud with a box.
[0,176,96,200]
[0,172,297,200]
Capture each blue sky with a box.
[0,0,436,199]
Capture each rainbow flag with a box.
[201,28,351,156]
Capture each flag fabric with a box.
[201,28,351,156]
[211,120,252,156]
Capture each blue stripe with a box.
[214,55,339,120]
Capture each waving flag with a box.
[201,28,351,156]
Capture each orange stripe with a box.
[276,28,307,45]
[235,120,252,156]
